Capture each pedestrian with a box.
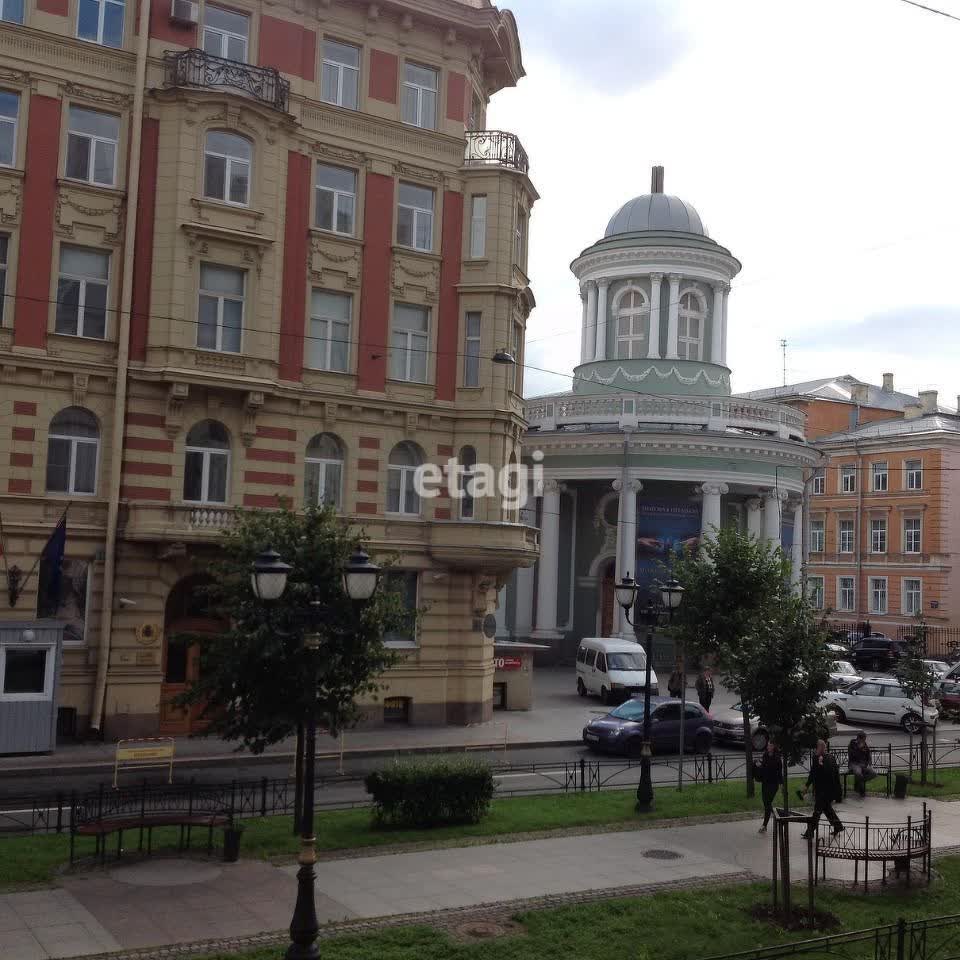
[799,739,844,839]
[668,659,685,699]
[754,740,783,834]
[848,731,875,798]
[695,668,714,711]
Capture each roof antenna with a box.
[780,339,788,386]
[651,165,664,194]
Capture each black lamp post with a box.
[251,545,380,960]
[615,574,684,813]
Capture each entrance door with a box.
[601,561,616,636]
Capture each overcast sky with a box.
[486,0,960,410]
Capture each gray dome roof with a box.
[604,193,708,238]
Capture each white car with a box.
[821,678,938,734]
[830,660,860,689]
[923,660,951,679]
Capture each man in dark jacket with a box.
[667,659,684,699]
[755,741,783,834]
[800,739,843,839]
[848,731,874,798]
[695,668,714,711]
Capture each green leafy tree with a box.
[894,615,938,784]
[173,505,408,753]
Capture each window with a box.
[1,647,51,700]
[304,433,343,509]
[515,205,527,267]
[78,0,124,47]
[838,518,854,553]
[510,322,522,393]
[390,303,429,382]
[203,5,248,61]
[203,131,250,206]
[872,462,888,492]
[401,62,437,129]
[903,578,922,616]
[906,459,923,490]
[468,91,483,130]
[841,465,857,493]
[596,652,607,672]
[871,518,887,553]
[315,164,356,235]
[855,681,885,698]
[812,467,825,495]
[56,246,109,339]
[463,312,481,387]
[677,291,704,360]
[576,647,586,664]
[459,446,476,520]
[808,576,824,610]
[387,442,422,515]
[382,570,418,646]
[615,289,649,360]
[838,576,855,612]
[809,519,825,553]
[66,107,119,186]
[869,577,887,615]
[0,90,18,167]
[183,420,230,504]
[198,264,244,353]
[307,289,350,372]
[0,234,7,325]
[397,182,434,252]
[0,0,23,24]
[320,39,359,109]
[904,517,922,554]
[46,407,99,495]
[585,649,597,668]
[469,195,486,258]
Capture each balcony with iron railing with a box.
[164,49,290,112]
[464,130,530,176]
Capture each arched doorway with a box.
[160,575,222,735]
[600,560,616,637]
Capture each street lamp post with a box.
[615,575,684,813]
[251,545,381,960]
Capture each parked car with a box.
[827,642,852,657]
[582,697,713,757]
[935,681,960,721]
[830,660,860,689]
[852,637,907,672]
[820,677,938,733]
[922,659,951,679]
[576,637,659,704]
[711,703,838,749]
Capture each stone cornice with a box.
[571,245,741,282]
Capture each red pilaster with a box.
[15,95,61,350]
[259,16,316,81]
[130,118,159,363]
[149,0,197,44]
[436,190,463,401]
[446,72,466,122]
[369,50,398,103]
[356,173,394,393]
[278,151,311,382]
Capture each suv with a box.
[820,677,938,734]
[852,637,906,672]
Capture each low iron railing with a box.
[464,130,530,175]
[164,48,290,112]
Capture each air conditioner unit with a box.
[170,0,198,26]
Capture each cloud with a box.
[791,306,960,352]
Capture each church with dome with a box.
[496,168,819,662]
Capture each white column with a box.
[585,281,598,362]
[494,586,509,638]
[666,274,681,359]
[533,480,563,639]
[514,499,536,637]
[613,478,642,638]
[647,272,662,359]
[721,284,729,365]
[790,499,804,591]
[746,497,763,540]
[710,282,726,364]
[698,481,728,543]
[763,490,786,547]
[579,286,589,363]
[594,280,609,360]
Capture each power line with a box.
[897,0,960,22]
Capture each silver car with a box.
[712,702,838,749]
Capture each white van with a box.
[576,637,659,704]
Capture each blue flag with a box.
[38,513,67,615]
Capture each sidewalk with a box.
[1,793,954,959]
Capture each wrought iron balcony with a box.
[164,49,290,113]
[464,130,529,176]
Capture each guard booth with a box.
[0,621,64,754]
[492,640,549,710]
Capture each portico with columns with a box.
[499,168,820,664]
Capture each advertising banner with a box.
[634,498,703,602]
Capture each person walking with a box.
[800,739,843,839]
[695,668,714,711]
[754,740,783,834]
[848,731,875,798]
[668,659,685,699]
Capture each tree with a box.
[894,615,938,784]
[173,505,409,754]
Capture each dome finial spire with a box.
[651,165,664,194]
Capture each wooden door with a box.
[601,562,615,637]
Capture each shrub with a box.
[364,755,495,828]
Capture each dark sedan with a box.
[582,697,714,757]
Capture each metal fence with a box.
[827,620,960,659]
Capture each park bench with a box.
[814,805,931,890]
[828,746,891,798]
[69,782,233,866]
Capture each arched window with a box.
[305,433,343,509]
[183,420,230,504]
[615,288,649,359]
[387,442,422,515]
[678,291,705,360]
[203,131,251,206]
[47,407,99,494]
[459,446,477,520]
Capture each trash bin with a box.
[223,824,244,862]
[894,774,909,799]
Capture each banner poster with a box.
[634,497,703,602]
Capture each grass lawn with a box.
[193,857,960,960]
[0,782,759,891]
[863,765,960,798]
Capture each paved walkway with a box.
[1,792,956,959]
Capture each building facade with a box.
[0,0,539,739]
[498,169,819,664]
